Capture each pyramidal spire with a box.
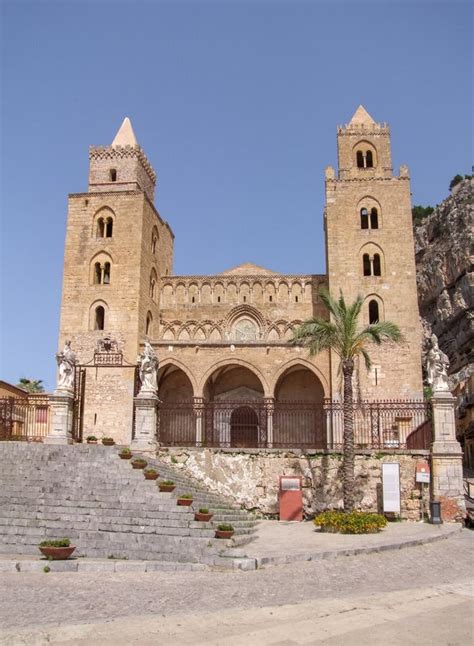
[349,105,376,126]
[112,117,138,147]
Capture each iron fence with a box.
[0,396,51,441]
[156,399,432,450]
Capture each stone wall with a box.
[156,448,429,520]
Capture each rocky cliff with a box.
[415,178,473,381]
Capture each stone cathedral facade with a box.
[59,106,423,445]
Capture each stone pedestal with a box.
[131,393,158,453]
[45,390,74,445]
[430,390,466,521]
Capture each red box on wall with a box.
[279,476,303,521]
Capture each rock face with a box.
[415,178,473,378]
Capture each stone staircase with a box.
[0,443,259,568]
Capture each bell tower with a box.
[58,118,174,442]
[325,106,423,399]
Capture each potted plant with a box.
[158,479,175,492]
[102,437,115,446]
[215,523,234,539]
[39,538,76,560]
[177,493,193,506]
[131,458,147,470]
[119,448,132,460]
[143,467,159,480]
[195,508,213,522]
[86,435,97,444]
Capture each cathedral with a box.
[58,106,423,446]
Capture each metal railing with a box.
[0,396,51,441]
[156,399,432,450]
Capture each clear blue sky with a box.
[1,1,472,391]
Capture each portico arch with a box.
[199,358,270,398]
[157,359,197,400]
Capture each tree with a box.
[449,174,463,191]
[17,378,45,393]
[291,290,402,512]
[412,205,434,226]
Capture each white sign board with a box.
[382,463,401,513]
[281,477,301,491]
[416,471,430,484]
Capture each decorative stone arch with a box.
[162,326,176,341]
[161,283,174,307]
[271,358,329,398]
[225,305,266,341]
[198,358,270,398]
[208,326,223,342]
[364,293,385,324]
[149,268,158,301]
[157,358,198,399]
[88,299,109,331]
[92,206,115,239]
[353,140,377,169]
[357,195,382,230]
[359,242,385,277]
[278,281,289,300]
[200,282,212,304]
[267,325,280,341]
[188,282,199,304]
[89,250,114,285]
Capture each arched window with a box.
[105,217,113,237]
[96,218,105,238]
[370,208,379,229]
[363,254,371,276]
[373,254,381,276]
[145,312,153,336]
[365,150,373,168]
[103,262,111,284]
[149,269,158,301]
[94,262,102,284]
[151,227,159,255]
[369,300,379,324]
[356,151,364,168]
[360,208,369,229]
[95,306,105,330]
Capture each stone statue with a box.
[137,341,159,395]
[426,333,450,392]
[56,340,77,391]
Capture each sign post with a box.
[416,461,431,522]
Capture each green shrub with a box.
[160,479,175,486]
[179,493,193,499]
[313,511,387,534]
[39,538,71,548]
[198,508,209,514]
[119,448,132,455]
[86,435,97,441]
[132,458,147,466]
[43,566,50,573]
[144,468,157,475]
[449,174,463,191]
[217,523,234,532]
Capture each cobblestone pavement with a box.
[0,530,472,644]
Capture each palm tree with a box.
[292,290,402,512]
[17,378,45,393]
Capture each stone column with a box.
[131,393,158,453]
[45,389,74,444]
[193,397,204,447]
[430,390,466,521]
[265,398,275,448]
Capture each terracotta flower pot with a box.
[86,440,97,445]
[195,512,213,522]
[159,484,176,492]
[144,472,159,480]
[132,461,147,469]
[215,530,234,539]
[102,439,115,446]
[119,453,132,460]
[177,498,193,506]
[39,546,76,560]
